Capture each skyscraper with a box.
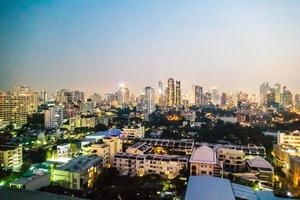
[259,82,270,106]
[44,105,64,129]
[144,87,155,114]
[221,92,227,107]
[281,86,293,109]
[274,83,281,104]
[167,78,175,107]
[117,84,130,107]
[175,80,181,106]
[211,87,220,105]
[157,80,164,106]
[190,85,203,106]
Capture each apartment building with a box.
[0,145,22,171]
[113,152,188,179]
[51,155,102,190]
[217,148,246,173]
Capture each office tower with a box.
[274,83,281,104]
[259,82,270,106]
[157,80,164,106]
[167,78,175,107]
[266,88,276,107]
[44,105,64,129]
[117,84,130,107]
[211,87,220,105]
[72,90,85,103]
[281,86,293,109]
[175,80,181,106]
[295,94,300,110]
[204,92,212,105]
[0,91,30,129]
[220,93,227,107]
[90,93,102,106]
[55,89,72,106]
[144,87,155,114]
[190,85,203,106]
[38,90,48,104]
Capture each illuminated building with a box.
[113,152,188,179]
[51,155,102,190]
[190,85,203,106]
[0,91,30,128]
[281,86,293,109]
[82,142,110,168]
[71,90,84,103]
[217,148,246,172]
[57,143,71,160]
[103,136,122,166]
[44,105,64,129]
[167,78,175,106]
[274,83,281,104]
[273,144,300,168]
[289,156,300,189]
[259,82,270,106]
[189,145,222,176]
[144,86,155,114]
[277,130,300,149]
[157,80,165,106]
[117,84,130,107]
[122,123,145,139]
[246,156,273,187]
[0,145,23,171]
[175,80,181,106]
[89,93,102,106]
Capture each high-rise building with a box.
[220,93,227,107]
[90,93,102,106]
[117,84,130,107]
[44,105,64,129]
[274,83,281,104]
[0,91,30,128]
[266,88,276,107]
[71,90,85,103]
[167,78,175,107]
[190,85,203,106]
[211,87,220,105]
[281,86,293,109]
[144,87,155,114]
[156,80,165,106]
[259,82,270,106]
[175,80,181,106]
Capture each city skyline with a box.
[1,1,300,95]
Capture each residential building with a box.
[113,153,188,179]
[217,148,246,172]
[0,145,22,171]
[175,80,181,106]
[189,145,222,177]
[44,105,64,129]
[51,155,102,190]
[122,123,145,139]
[277,130,300,149]
[167,78,175,107]
[246,156,274,187]
[144,86,155,114]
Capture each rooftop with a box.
[56,155,102,172]
[247,157,273,170]
[0,145,20,151]
[190,145,217,164]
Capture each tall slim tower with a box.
[190,85,203,106]
[175,80,181,106]
[259,82,270,106]
[167,78,175,107]
[144,87,155,114]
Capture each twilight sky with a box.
[0,0,300,96]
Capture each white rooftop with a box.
[189,145,216,164]
[247,157,273,170]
